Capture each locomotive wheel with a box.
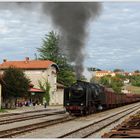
[80,110,84,116]
[83,110,89,115]
[89,107,93,114]
[86,109,90,115]
[92,105,96,113]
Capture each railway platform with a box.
[0,105,63,115]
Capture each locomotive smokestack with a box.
[42,2,102,79]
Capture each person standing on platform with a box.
[44,101,47,108]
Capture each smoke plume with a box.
[42,2,102,79]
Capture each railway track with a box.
[0,115,76,138]
[0,110,65,125]
[102,111,140,138]
[58,103,140,138]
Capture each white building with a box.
[93,70,116,78]
[0,57,63,105]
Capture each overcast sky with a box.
[0,2,140,72]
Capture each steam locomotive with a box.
[64,80,140,115]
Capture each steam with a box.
[42,2,102,79]
[83,68,92,82]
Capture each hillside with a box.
[124,85,140,94]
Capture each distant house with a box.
[121,89,131,94]
[0,57,62,105]
[93,70,116,78]
[123,79,130,84]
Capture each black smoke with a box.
[42,2,102,79]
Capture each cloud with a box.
[0,2,140,72]
[0,25,9,33]
[0,4,54,62]
[84,2,140,71]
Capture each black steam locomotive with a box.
[64,80,105,115]
[64,80,140,115]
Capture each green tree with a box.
[37,31,59,62]
[1,67,30,108]
[130,75,140,87]
[37,31,76,86]
[113,69,124,72]
[115,74,126,80]
[57,67,76,86]
[88,67,101,71]
[134,70,140,73]
[110,77,123,93]
[99,75,111,87]
[38,79,50,104]
[99,75,123,93]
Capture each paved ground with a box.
[0,105,64,114]
[17,102,140,138]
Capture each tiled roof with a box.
[96,70,110,73]
[0,59,57,70]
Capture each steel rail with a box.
[58,103,140,138]
[0,115,76,138]
[0,110,65,125]
[102,111,140,138]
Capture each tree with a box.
[1,67,30,108]
[134,70,140,73]
[57,67,76,86]
[37,31,60,63]
[37,31,76,86]
[113,69,124,72]
[130,75,140,87]
[88,67,101,71]
[99,75,123,93]
[99,76,110,87]
[38,79,50,104]
[110,77,123,93]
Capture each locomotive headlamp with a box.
[67,103,70,105]
[81,103,84,106]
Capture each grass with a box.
[0,108,7,113]
[124,85,140,94]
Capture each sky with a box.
[0,2,140,72]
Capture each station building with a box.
[0,57,64,106]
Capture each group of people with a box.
[16,100,47,108]
[16,100,38,107]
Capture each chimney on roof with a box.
[3,59,7,63]
[25,57,29,63]
[25,57,29,61]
